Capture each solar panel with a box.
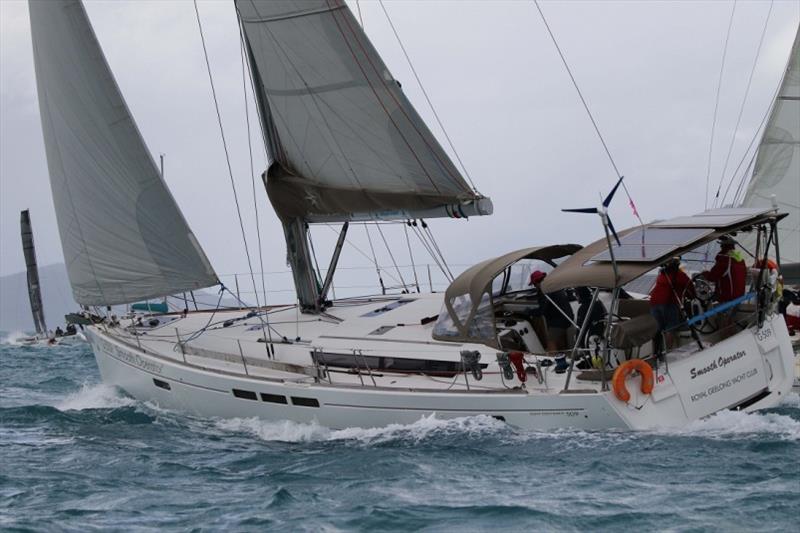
[651,207,773,228]
[591,227,713,263]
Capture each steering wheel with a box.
[691,274,714,304]
[689,274,717,333]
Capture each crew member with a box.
[702,236,746,303]
[54,326,64,337]
[649,257,692,350]
[529,270,575,353]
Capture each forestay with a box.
[236,0,490,222]
[29,0,218,306]
[741,28,799,263]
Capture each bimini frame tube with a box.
[564,287,601,391]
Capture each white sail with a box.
[29,0,218,306]
[741,28,800,263]
[236,0,491,222]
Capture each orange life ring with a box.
[612,359,654,403]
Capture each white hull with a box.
[84,298,794,431]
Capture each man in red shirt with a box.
[702,236,746,303]
[650,257,693,350]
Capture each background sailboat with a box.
[20,209,47,337]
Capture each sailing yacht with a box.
[29,0,796,430]
[17,209,81,346]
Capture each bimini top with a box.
[542,207,786,293]
[433,245,580,345]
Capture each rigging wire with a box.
[731,155,757,205]
[404,222,421,292]
[193,0,272,343]
[531,0,643,225]
[410,221,450,281]
[378,0,479,192]
[704,0,738,209]
[719,77,783,207]
[355,0,364,27]
[713,0,773,208]
[421,220,454,281]
[306,228,325,284]
[375,223,409,291]
[239,32,269,308]
[324,223,400,287]
[363,224,386,293]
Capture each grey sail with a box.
[237,0,491,222]
[29,0,219,306]
[20,210,47,335]
[236,0,491,308]
[741,28,800,265]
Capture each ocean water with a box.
[1,332,798,532]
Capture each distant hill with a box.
[0,263,77,333]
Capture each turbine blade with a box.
[607,217,621,247]
[603,175,625,208]
[562,207,598,214]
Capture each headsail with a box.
[740,28,800,264]
[20,210,47,335]
[236,0,491,222]
[29,0,219,306]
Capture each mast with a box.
[20,210,47,335]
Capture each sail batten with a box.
[30,0,219,306]
[741,28,800,264]
[237,0,491,222]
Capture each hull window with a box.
[153,378,171,391]
[260,393,288,404]
[232,389,258,401]
[291,396,320,408]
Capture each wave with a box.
[215,413,507,444]
[55,383,135,411]
[655,408,800,441]
[779,392,800,409]
[1,330,32,345]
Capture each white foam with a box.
[778,392,800,409]
[215,417,332,442]
[658,409,800,441]
[215,413,505,444]
[1,331,31,345]
[55,383,135,411]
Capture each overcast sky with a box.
[1,0,798,298]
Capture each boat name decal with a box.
[95,337,163,374]
[690,350,747,380]
[689,368,759,403]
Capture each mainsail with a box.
[741,28,800,264]
[20,210,47,335]
[29,0,219,306]
[236,0,491,308]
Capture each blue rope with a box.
[685,292,755,327]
